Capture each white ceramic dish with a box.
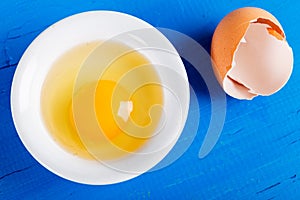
[11,11,189,185]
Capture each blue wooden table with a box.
[1,0,300,199]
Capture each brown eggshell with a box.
[211,7,293,100]
[211,7,284,85]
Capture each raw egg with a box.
[211,7,293,100]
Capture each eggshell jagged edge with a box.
[211,7,294,100]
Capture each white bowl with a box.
[11,11,189,185]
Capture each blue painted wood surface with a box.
[1,0,300,199]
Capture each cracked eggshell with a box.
[211,7,293,100]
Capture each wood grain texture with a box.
[1,0,300,199]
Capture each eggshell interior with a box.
[223,22,293,100]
